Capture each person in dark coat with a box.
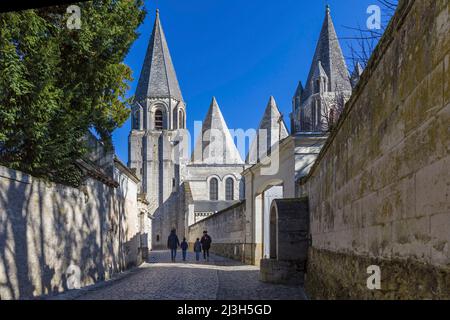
[180,237,189,261]
[200,230,212,261]
[193,238,202,261]
[167,229,180,262]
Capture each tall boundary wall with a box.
[187,201,247,262]
[0,165,143,299]
[298,0,450,299]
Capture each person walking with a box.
[180,237,189,261]
[200,230,212,262]
[167,229,180,262]
[193,238,202,262]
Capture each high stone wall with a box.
[298,0,450,299]
[0,165,142,299]
[187,201,246,262]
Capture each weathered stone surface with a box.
[188,202,247,262]
[0,164,142,299]
[306,248,450,300]
[260,259,306,286]
[300,0,450,299]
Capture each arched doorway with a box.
[254,180,284,262]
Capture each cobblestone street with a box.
[49,251,307,300]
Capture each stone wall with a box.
[0,164,142,299]
[188,201,246,262]
[260,198,309,286]
[298,0,450,299]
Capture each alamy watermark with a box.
[367,265,381,290]
[367,5,382,30]
[67,5,82,30]
[65,264,81,289]
[166,124,281,176]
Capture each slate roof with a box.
[247,96,289,163]
[293,81,304,99]
[302,6,351,102]
[135,10,183,102]
[191,97,244,164]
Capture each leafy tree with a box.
[0,0,146,186]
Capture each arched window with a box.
[329,109,335,125]
[133,110,140,129]
[225,178,234,201]
[154,110,163,130]
[315,79,321,94]
[311,102,316,131]
[316,100,321,128]
[209,178,218,201]
[178,109,185,129]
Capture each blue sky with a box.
[113,0,389,163]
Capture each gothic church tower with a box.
[291,6,353,133]
[129,10,186,249]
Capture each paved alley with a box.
[49,251,307,300]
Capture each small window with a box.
[225,178,234,201]
[329,109,335,125]
[155,110,163,130]
[315,80,320,94]
[133,110,140,129]
[311,103,316,130]
[210,178,218,201]
[156,235,160,242]
[178,110,185,129]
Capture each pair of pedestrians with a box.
[193,230,212,261]
[167,229,212,262]
[167,229,188,262]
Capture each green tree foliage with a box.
[0,0,145,186]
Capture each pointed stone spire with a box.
[293,81,304,99]
[192,97,244,165]
[351,62,364,88]
[302,5,351,101]
[135,10,183,102]
[247,96,289,163]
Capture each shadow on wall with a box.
[0,168,138,299]
[150,188,185,251]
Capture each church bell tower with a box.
[128,10,187,249]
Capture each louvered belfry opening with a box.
[155,110,163,130]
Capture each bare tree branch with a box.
[342,0,398,70]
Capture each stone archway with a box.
[253,180,284,263]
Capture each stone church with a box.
[291,6,359,134]
[128,7,358,250]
